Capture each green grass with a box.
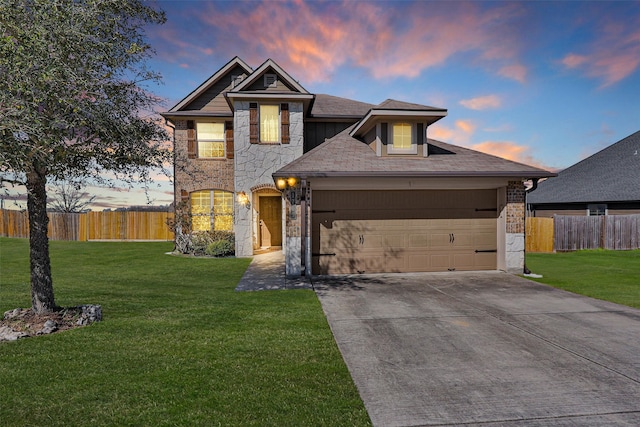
[526,249,640,309]
[0,238,370,426]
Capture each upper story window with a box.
[196,122,225,158]
[387,122,417,154]
[260,104,280,143]
[249,102,290,144]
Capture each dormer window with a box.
[387,122,417,154]
[264,73,277,88]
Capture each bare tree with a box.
[48,181,96,213]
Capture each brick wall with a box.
[506,180,525,233]
[173,119,235,201]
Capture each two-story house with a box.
[162,56,554,277]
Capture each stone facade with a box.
[505,180,526,273]
[506,181,525,233]
[233,101,304,257]
[284,201,302,276]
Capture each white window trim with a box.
[387,122,418,155]
[196,122,226,158]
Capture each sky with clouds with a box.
[4,0,639,210]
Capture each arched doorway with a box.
[252,186,282,250]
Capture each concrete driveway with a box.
[313,271,640,426]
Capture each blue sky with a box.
[4,0,639,210]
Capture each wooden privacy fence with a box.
[0,209,174,241]
[526,217,554,253]
[554,214,640,251]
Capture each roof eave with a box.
[350,110,448,137]
[273,170,557,179]
[161,111,233,121]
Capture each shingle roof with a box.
[528,130,640,204]
[310,94,374,118]
[275,126,553,178]
[375,99,444,111]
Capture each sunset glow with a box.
[4,0,638,209]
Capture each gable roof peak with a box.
[166,56,252,112]
[230,57,309,94]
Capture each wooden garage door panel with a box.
[318,218,497,274]
[313,190,498,274]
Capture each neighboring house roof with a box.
[274,126,553,179]
[309,94,374,119]
[528,130,640,204]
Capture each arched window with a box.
[190,190,233,232]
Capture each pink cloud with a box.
[561,53,588,69]
[560,19,640,87]
[162,1,528,84]
[455,120,476,135]
[472,141,548,169]
[429,120,476,145]
[498,64,527,83]
[430,122,550,170]
[460,95,502,111]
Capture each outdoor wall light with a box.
[274,176,301,219]
[237,191,250,207]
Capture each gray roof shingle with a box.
[528,130,640,204]
[310,94,374,118]
[275,126,553,178]
[375,99,444,111]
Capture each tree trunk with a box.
[25,163,56,313]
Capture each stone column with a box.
[284,187,302,276]
[505,180,525,273]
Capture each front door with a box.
[259,196,282,247]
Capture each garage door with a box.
[312,190,498,274]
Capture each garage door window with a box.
[388,122,417,154]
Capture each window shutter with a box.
[225,121,234,159]
[281,103,290,144]
[180,189,189,204]
[249,103,258,144]
[187,120,196,159]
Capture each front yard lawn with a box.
[526,249,640,309]
[0,238,370,426]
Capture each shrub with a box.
[206,239,234,257]
[189,230,235,256]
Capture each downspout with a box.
[164,118,177,247]
[523,178,539,274]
